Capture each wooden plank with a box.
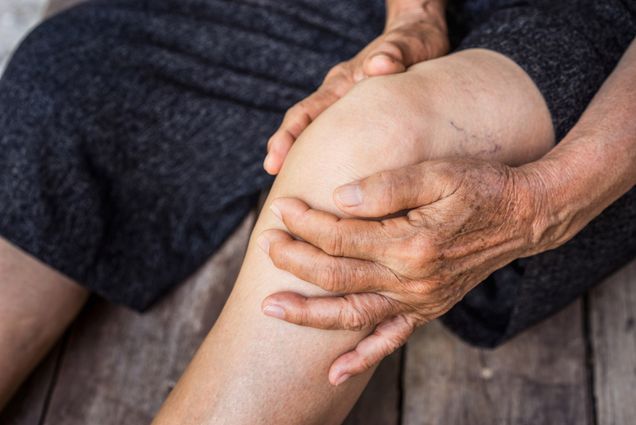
[344,349,402,425]
[403,300,591,425]
[0,343,62,425]
[46,0,83,17]
[41,214,254,425]
[34,205,399,424]
[589,259,636,425]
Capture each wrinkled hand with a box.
[258,159,545,385]
[263,0,449,175]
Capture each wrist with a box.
[514,159,573,254]
[386,0,447,33]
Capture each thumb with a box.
[333,162,451,217]
[362,43,407,77]
[362,28,433,77]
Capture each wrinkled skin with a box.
[263,0,449,175]
[257,158,547,385]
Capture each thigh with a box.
[0,0,384,310]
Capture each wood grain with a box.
[41,214,254,425]
[344,349,402,425]
[403,301,591,425]
[27,211,398,424]
[589,259,636,425]
[0,2,626,424]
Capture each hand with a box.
[257,159,546,385]
[263,0,449,175]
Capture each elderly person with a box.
[258,41,636,382]
[0,0,634,424]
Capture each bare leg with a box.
[0,238,88,409]
[154,49,554,424]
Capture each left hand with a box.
[263,0,449,175]
[257,158,546,385]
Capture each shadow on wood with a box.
[403,301,591,425]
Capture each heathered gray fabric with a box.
[443,0,636,347]
[0,0,634,346]
[0,0,386,309]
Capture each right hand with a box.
[263,0,449,175]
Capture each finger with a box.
[264,130,294,175]
[328,315,414,385]
[382,31,431,66]
[258,229,396,293]
[265,80,345,175]
[262,291,401,331]
[364,52,406,76]
[362,42,406,77]
[333,163,453,217]
[270,197,412,263]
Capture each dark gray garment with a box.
[443,0,636,347]
[0,0,634,346]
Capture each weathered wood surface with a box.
[0,1,632,424]
[589,260,636,425]
[344,350,402,425]
[403,301,591,425]
[41,214,254,425]
[1,210,400,425]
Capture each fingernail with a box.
[335,184,362,207]
[263,304,286,319]
[257,234,270,254]
[334,373,351,386]
[270,203,282,221]
[263,154,273,171]
[372,52,393,63]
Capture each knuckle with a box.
[325,62,348,80]
[268,244,288,268]
[297,306,312,326]
[407,209,431,227]
[408,279,435,297]
[339,310,363,331]
[316,264,344,293]
[283,104,298,121]
[375,171,399,204]
[292,101,310,118]
[321,230,345,257]
[341,300,373,331]
[357,353,377,372]
[285,101,311,124]
[384,332,406,354]
[397,235,437,273]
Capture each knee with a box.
[286,49,555,184]
[287,74,438,183]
